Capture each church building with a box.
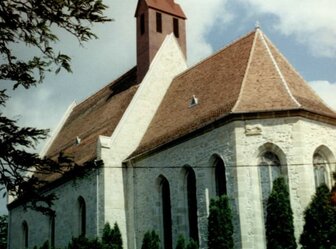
[8,0,336,249]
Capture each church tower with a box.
[135,0,187,83]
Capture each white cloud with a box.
[309,81,336,111]
[180,0,233,64]
[239,0,336,57]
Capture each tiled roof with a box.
[132,29,336,157]
[135,0,186,19]
[45,67,139,165]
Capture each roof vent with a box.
[189,95,198,108]
[75,136,81,145]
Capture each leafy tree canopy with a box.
[0,0,110,213]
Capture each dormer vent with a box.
[189,95,198,108]
[76,136,81,145]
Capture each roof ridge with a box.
[231,29,259,112]
[174,29,257,81]
[262,35,336,114]
[259,31,301,108]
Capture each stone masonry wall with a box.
[8,170,100,249]
[129,116,336,249]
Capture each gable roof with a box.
[45,67,139,165]
[135,0,186,19]
[132,29,336,157]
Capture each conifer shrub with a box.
[67,236,102,249]
[208,195,234,249]
[102,222,123,249]
[265,177,297,249]
[185,239,198,249]
[141,230,160,249]
[300,184,336,249]
[175,235,186,249]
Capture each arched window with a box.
[186,167,199,243]
[78,196,86,236]
[313,152,329,188]
[214,156,227,196]
[161,177,172,249]
[259,151,282,215]
[50,215,55,248]
[22,221,28,249]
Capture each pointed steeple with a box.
[135,0,187,83]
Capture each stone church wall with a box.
[128,122,238,249]
[8,170,101,249]
[129,116,336,249]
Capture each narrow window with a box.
[156,12,162,33]
[22,221,28,249]
[78,197,86,236]
[259,152,282,218]
[161,178,172,249]
[186,168,199,243]
[140,13,145,35]
[313,153,329,188]
[214,157,227,196]
[173,18,179,38]
[50,215,55,248]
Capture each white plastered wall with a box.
[97,34,187,249]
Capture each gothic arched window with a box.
[259,152,282,214]
[78,196,86,236]
[214,157,227,197]
[22,221,28,249]
[186,167,199,243]
[313,153,329,188]
[161,178,172,249]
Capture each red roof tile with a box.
[45,67,138,165]
[135,0,186,19]
[132,29,336,156]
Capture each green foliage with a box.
[175,235,198,249]
[0,215,7,249]
[141,230,160,249]
[300,184,336,249]
[175,235,186,249]
[0,0,111,89]
[67,235,102,249]
[266,177,297,249]
[186,239,198,249]
[102,222,123,249]
[0,0,110,213]
[208,195,234,249]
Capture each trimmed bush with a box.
[265,177,296,249]
[141,230,160,249]
[208,195,234,249]
[300,184,336,249]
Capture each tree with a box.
[300,184,336,249]
[175,235,186,249]
[208,195,234,249]
[141,231,160,249]
[0,215,7,249]
[265,177,296,249]
[175,235,198,249]
[0,0,110,213]
[102,222,123,249]
[67,236,102,249]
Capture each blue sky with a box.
[1,0,336,214]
